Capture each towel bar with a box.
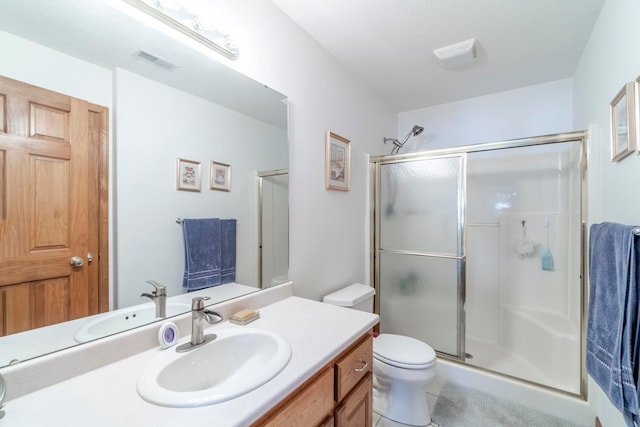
[176,218,183,224]
[635,227,640,236]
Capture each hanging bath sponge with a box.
[514,219,536,257]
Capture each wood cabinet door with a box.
[259,367,335,427]
[0,75,108,336]
[335,373,373,427]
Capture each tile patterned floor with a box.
[373,412,441,427]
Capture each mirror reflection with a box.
[0,0,288,367]
[258,170,289,288]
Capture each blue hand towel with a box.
[221,219,237,284]
[181,218,221,291]
[587,222,640,426]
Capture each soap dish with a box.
[230,309,260,325]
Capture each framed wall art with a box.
[610,81,636,162]
[635,74,640,155]
[176,158,201,192]
[325,131,351,191]
[210,161,231,192]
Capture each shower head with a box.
[384,124,425,154]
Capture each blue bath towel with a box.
[221,219,237,284]
[181,218,221,291]
[587,222,640,427]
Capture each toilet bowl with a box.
[372,333,436,426]
[323,283,437,427]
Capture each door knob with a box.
[69,256,85,267]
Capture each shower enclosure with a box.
[370,132,586,397]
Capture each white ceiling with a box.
[272,0,605,112]
[0,0,604,117]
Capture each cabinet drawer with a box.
[335,372,373,427]
[261,366,334,427]
[335,334,373,401]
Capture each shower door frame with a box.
[370,153,468,361]
[370,130,588,399]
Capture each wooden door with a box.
[0,76,109,336]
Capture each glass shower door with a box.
[375,155,465,358]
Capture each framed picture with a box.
[325,131,351,191]
[610,81,636,162]
[210,161,231,191]
[176,158,201,192]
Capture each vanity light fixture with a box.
[433,38,478,68]
[121,0,240,60]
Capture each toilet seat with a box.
[374,334,436,370]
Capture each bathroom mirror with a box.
[0,0,288,366]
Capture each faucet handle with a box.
[191,296,211,310]
[146,280,166,296]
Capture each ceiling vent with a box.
[133,49,178,71]
[433,38,478,69]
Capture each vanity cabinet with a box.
[254,331,373,427]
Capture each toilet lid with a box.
[373,334,436,370]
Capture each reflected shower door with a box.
[259,171,289,288]
[376,155,465,358]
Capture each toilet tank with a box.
[323,283,375,312]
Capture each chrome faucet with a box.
[176,296,223,353]
[140,280,167,318]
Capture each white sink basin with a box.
[137,328,291,407]
[74,303,191,343]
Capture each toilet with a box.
[323,283,436,427]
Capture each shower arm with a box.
[384,131,413,154]
[383,125,424,155]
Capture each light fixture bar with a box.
[120,0,239,60]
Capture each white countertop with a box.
[2,295,378,427]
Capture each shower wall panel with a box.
[465,224,499,343]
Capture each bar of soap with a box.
[230,309,260,325]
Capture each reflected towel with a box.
[181,218,221,291]
[587,222,640,427]
[221,219,237,284]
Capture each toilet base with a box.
[373,376,431,426]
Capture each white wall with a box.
[397,78,574,150]
[0,30,112,108]
[0,2,397,308]
[573,0,640,425]
[208,1,397,301]
[115,68,287,307]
